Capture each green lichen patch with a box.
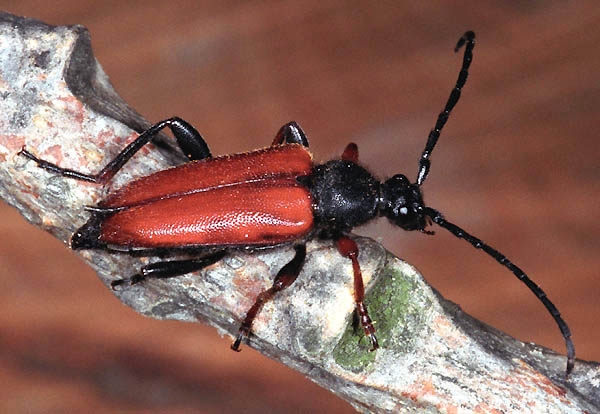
[333,258,431,372]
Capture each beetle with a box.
[19,31,575,375]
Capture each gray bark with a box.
[0,12,598,413]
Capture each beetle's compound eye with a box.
[390,174,410,186]
[380,174,427,231]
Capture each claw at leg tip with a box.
[368,334,379,352]
[110,280,125,290]
[231,331,245,352]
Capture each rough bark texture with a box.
[1,12,599,413]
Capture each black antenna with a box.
[424,207,575,376]
[417,31,475,186]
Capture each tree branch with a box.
[0,12,598,413]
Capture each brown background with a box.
[2,1,599,413]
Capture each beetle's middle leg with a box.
[231,244,307,351]
[110,251,226,290]
[19,117,211,184]
[271,121,309,147]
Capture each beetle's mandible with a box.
[19,31,575,376]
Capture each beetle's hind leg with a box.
[19,117,211,184]
[110,251,226,290]
[231,244,307,351]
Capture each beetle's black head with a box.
[380,174,429,231]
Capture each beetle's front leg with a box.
[336,236,379,351]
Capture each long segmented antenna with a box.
[417,31,475,186]
[423,207,575,376]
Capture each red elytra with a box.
[101,144,313,207]
[99,144,314,247]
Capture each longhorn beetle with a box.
[19,31,575,375]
